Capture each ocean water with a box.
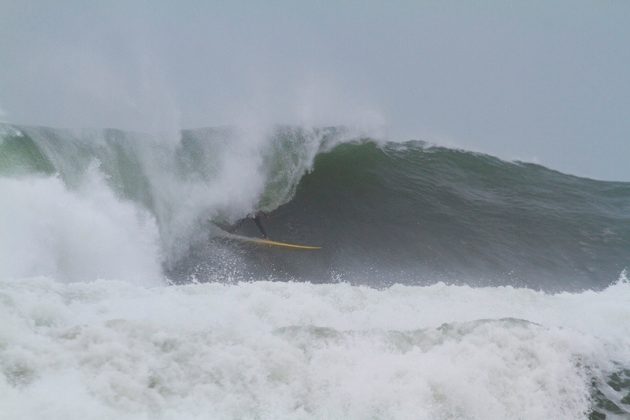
[1,124,629,419]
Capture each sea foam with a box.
[0,172,162,285]
[1,277,628,419]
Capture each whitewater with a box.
[2,276,630,419]
[1,124,630,419]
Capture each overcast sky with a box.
[1,1,629,180]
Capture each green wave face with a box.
[221,141,630,290]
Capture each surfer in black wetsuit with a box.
[221,211,268,239]
[252,211,268,239]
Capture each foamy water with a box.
[2,276,629,419]
[0,174,162,285]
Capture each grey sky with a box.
[1,1,629,180]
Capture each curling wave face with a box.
[0,124,353,272]
[1,123,630,289]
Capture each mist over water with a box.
[3,1,630,180]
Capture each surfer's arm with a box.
[253,214,268,239]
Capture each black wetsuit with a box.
[221,212,268,238]
[253,213,268,238]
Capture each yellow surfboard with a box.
[220,232,321,250]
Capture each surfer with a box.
[251,211,268,239]
[212,212,320,249]
[221,211,268,239]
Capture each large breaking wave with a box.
[1,123,630,419]
[2,123,628,289]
